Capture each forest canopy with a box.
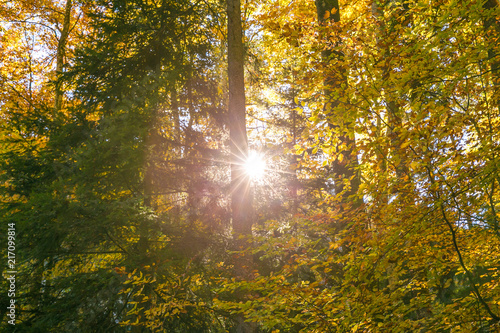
[1,0,500,332]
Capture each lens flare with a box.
[244,151,266,180]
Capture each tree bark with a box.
[483,0,500,115]
[227,1,256,331]
[227,0,252,238]
[315,0,360,206]
[372,0,410,193]
[54,0,72,114]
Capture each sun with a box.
[244,151,266,180]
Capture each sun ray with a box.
[244,151,266,180]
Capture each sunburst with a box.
[244,150,266,180]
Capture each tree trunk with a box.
[372,0,410,195]
[227,0,252,240]
[483,0,500,115]
[227,0,256,331]
[54,0,72,114]
[315,0,360,206]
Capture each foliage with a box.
[1,0,500,331]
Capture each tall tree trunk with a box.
[54,0,72,114]
[372,0,410,196]
[483,0,500,115]
[227,1,256,332]
[227,0,252,240]
[315,0,360,207]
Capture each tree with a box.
[215,0,500,332]
[315,0,360,207]
[227,0,253,239]
[1,0,228,331]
